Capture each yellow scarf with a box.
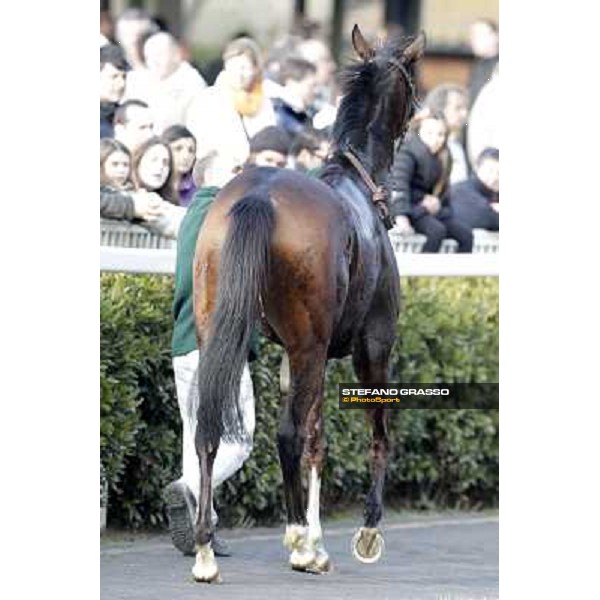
[232,80,265,117]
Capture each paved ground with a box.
[101,512,498,600]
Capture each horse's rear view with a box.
[190,25,425,583]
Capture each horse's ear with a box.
[403,31,426,63]
[351,24,375,61]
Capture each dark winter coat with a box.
[450,176,499,231]
[272,97,311,136]
[100,185,135,221]
[388,133,453,221]
[100,102,118,139]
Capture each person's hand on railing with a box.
[394,215,414,235]
[131,196,187,240]
[131,192,168,222]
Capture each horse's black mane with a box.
[331,60,379,153]
[328,35,417,181]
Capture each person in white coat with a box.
[126,31,208,135]
[187,37,277,187]
[467,66,499,166]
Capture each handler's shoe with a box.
[164,480,233,557]
[164,480,196,556]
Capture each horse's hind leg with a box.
[303,392,331,573]
[278,344,329,572]
[350,328,394,564]
[191,436,220,583]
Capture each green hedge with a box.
[101,274,181,528]
[100,274,498,529]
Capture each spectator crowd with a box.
[100,8,499,253]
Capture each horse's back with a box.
[198,167,349,264]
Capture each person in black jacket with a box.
[271,57,318,136]
[450,147,499,231]
[389,112,473,253]
[100,44,129,138]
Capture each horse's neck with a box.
[319,159,379,239]
[319,158,370,203]
[335,135,393,188]
[365,135,395,184]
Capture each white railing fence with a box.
[100,220,498,277]
[100,245,498,277]
[101,219,498,255]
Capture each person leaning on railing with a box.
[100,136,187,239]
[100,183,167,222]
[100,137,167,223]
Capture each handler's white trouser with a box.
[173,350,255,524]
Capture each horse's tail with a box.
[195,192,275,447]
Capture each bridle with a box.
[386,55,420,133]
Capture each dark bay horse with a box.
[190,25,425,582]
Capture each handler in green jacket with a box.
[164,129,297,558]
[164,186,256,558]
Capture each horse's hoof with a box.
[192,543,221,583]
[290,546,317,570]
[290,551,332,574]
[192,563,221,583]
[311,548,332,574]
[351,527,385,564]
[290,538,331,574]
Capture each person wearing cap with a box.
[247,126,292,168]
[187,37,277,187]
[100,44,130,138]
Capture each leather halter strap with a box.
[342,146,394,230]
[342,147,379,195]
[386,56,419,109]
